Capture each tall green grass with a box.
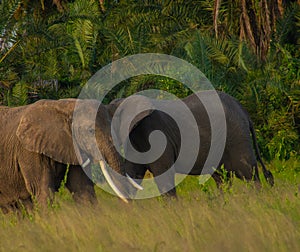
[0,160,299,252]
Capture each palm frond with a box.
[275,2,300,46]
[0,0,22,63]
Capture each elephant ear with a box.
[16,99,81,165]
[109,95,154,145]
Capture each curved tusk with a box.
[81,158,91,169]
[126,173,143,190]
[99,160,128,203]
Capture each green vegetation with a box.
[0,160,299,251]
[1,0,299,160]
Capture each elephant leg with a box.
[18,153,55,208]
[17,198,34,212]
[66,166,97,205]
[153,172,177,198]
[1,204,16,214]
[0,197,33,214]
[232,156,258,182]
[149,154,177,198]
[212,172,223,188]
[222,142,260,184]
[211,168,233,189]
[233,163,261,190]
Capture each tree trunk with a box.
[239,0,283,62]
[213,0,221,38]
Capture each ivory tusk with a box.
[81,158,91,169]
[126,173,144,190]
[99,160,128,203]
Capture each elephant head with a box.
[108,95,156,195]
[108,95,156,152]
[16,98,139,202]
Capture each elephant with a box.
[109,91,274,198]
[0,99,140,212]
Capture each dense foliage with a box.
[0,0,299,162]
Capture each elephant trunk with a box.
[100,143,133,201]
[99,160,128,203]
[94,130,143,201]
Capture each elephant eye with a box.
[88,128,95,135]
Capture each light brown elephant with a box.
[0,99,139,212]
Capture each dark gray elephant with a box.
[0,99,140,212]
[109,91,274,197]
